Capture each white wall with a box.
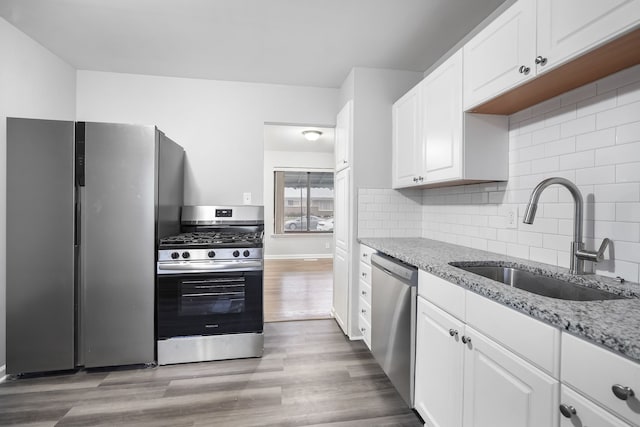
[76,71,339,206]
[263,150,334,259]
[423,65,640,283]
[0,17,77,370]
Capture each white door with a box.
[333,168,350,252]
[415,297,464,427]
[392,84,422,188]
[335,100,353,172]
[559,386,632,427]
[537,0,640,74]
[422,50,463,183]
[332,246,349,334]
[463,0,536,110]
[462,326,559,427]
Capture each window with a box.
[274,171,334,233]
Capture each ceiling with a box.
[264,124,334,153]
[0,0,508,88]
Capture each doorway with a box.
[262,124,335,322]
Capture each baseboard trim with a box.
[264,254,333,260]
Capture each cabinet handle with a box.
[559,404,576,418]
[448,329,458,337]
[461,336,471,344]
[612,384,635,400]
[518,65,530,75]
[535,56,547,66]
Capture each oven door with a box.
[157,271,263,339]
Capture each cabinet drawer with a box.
[466,291,560,378]
[418,270,466,321]
[360,245,376,265]
[359,262,372,285]
[561,333,640,425]
[359,298,371,326]
[359,280,371,306]
[560,385,631,427]
[359,316,371,348]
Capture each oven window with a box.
[180,277,246,316]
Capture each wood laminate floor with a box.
[0,320,422,427]
[264,259,333,323]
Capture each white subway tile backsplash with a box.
[597,65,640,95]
[519,144,546,161]
[560,115,596,137]
[543,104,575,127]
[614,241,640,263]
[594,183,640,202]
[506,243,529,259]
[559,150,594,170]
[530,247,557,265]
[618,81,640,106]
[532,125,560,145]
[596,100,640,129]
[616,202,640,222]
[531,157,559,174]
[561,83,597,106]
[616,162,640,183]
[576,91,617,118]
[616,121,640,145]
[544,137,575,157]
[595,141,640,166]
[575,128,615,151]
[487,240,507,255]
[575,165,615,185]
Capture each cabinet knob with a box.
[361,290,367,296]
[361,272,367,278]
[418,176,424,182]
[363,253,368,258]
[535,56,547,66]
[342,160,348,164]
[413,177,418,183]
[559,404,576,418]
[361,308,366,314]
[461,336,471,344]
[448,329,458,337]
[518,65,530,75]
[612,384,635,400]
[360,327,366,333]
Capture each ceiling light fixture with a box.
[302,130,322,141]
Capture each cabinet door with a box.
[392,84,423,188]
[335,100,353,172]
[560,386,632,427]
[334,168,350,252]
[462,326,559,427]
[415,297,464,427]
[537,0,640,74]
[332,246,349,335]
[422,50,463,183]
[463,0,536,110]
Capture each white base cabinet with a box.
[358,244,375,349]
[560,386,632,427]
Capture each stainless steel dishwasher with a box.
[371,253,418,407]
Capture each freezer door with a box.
[6,118,75,374]
[80,122,156,367]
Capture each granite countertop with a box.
[359,237,640,363]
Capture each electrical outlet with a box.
[506,206,518,229]
[243,192,251,205]
[325,242,330,249]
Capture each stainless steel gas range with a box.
[156,205,264,365]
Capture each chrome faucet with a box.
[523,177,610,275]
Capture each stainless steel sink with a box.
[451,264,627,301]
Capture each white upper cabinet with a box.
[392,49,508,189]
[422,50,463,183]
[463,0,536,111]
[537,0,640,75]
[335,100,353,172]
[392,85,422,188]
[464,0,640,111]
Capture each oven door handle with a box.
[182,292,245,298]
[158,260,263,271]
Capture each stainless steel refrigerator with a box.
[6,118,184,374]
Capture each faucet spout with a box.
[523,177,585,274]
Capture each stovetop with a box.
[159,231,264,249]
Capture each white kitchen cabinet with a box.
[415,297,465,427]
[335,100,352,172]
[358,244,375,349]
[463,0,536,110]
[537,0,640,76]
[561,332,640,425]
[464,0,640,111]
[559,386,632,427]
[332,246,349,334]
[332,167,350,335]
[392,50,508,189]
[462,325,559,427]
[392,84,422,188]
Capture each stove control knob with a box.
[208,250,216,258]
[182,252,190,259]
[171,252,180,259]
[243,250,250,257]
[233,250,240,258]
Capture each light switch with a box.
[243,192,252,205]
